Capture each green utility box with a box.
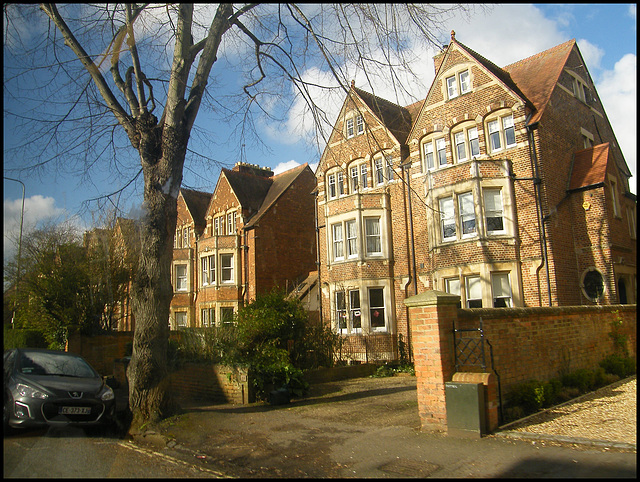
[445,381,486,437]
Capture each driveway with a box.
[133,375,636,478]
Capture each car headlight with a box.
[17,383,49,400]
[100,386,115,401]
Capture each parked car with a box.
[3,348,116,430]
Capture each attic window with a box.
[446,69,471,100]
[346,114,364,139]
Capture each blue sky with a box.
[4,4,637,262]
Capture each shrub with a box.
[561,368,596,393]
[599,354,636,379]
[3,327,47,350]
[507,380,546,414]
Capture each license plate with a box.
[59,406,91,415]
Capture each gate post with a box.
[404,290,460,432]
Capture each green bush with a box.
[4,328,48,350]
[561,368,596,392]
[599,354,636,378]
[507,379,546,414]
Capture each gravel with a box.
[502,376,636,446]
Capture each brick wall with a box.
[168,363,254,404]
[405,290,636,434]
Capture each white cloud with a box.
[596,53,637,192]
[272,159,318,176]
[577,39,605,71]
[3,195,68,261]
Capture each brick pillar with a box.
[404,290,460,432]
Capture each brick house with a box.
[170,162,317,329]
[315,33,636,362]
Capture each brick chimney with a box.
[232,162,273,178]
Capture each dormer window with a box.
[446,69,471,100]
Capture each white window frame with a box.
[332,222,344,261]
[436,137,447,167]
[356,115,364,135]
[350,165,359,192]
[491,272,512,307]
[346,219,358,258]
[446,69,471,100]
[424,142,435,171]
[459,70,471,94]
[227,212,236,234]
[220,253,234,284]
[454,131,467,162]
[439,196,456,242]
[327,173,337,199]
[360,164,368,189]
[484,188,505,235]
[374,157,385,185]
[335,290,347,332]
[346,117,354,138]
[487,113,516,153]
[445,277,460,296]
[459,192,476,238]
[337,171,345,196]
[349,289,362,333]
[175,264,188,292]
[465,275,482,308]
[201,256,209,286]
[385,155,394,181]
[175,311,188,328]
[446,75,458,99]
[364,217,382,256]
[368,287,387,331]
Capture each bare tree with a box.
[4,3,474,428]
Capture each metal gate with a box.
[452,316,504,424]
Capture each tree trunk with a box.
[127,118,187,429]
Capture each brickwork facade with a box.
[316,35,636,363]
[170,163,317,329]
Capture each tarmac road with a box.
[133,375,636,478]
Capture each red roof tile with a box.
[504,40,576,124]
[568,142,610,191]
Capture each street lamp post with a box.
[4,177,25,329]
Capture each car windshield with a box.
[18,351,97,378]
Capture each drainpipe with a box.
[525,120,553,306]
[402,162,416,362]
[312,188,324,325]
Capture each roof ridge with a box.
[504,39,576,70]
[353,86,410,114]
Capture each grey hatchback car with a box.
[4,348,115,429]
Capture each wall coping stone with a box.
[404,290,461,307]
[457,303,636,320]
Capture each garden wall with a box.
[404,290,636,434]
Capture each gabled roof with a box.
[504,39,576,124]
[568,143,611,191]
[353,86,414,144]
[180,188,212,227]
[221,168,273,214]
[244,163,312,228]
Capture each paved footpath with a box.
[131,376,636,478]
